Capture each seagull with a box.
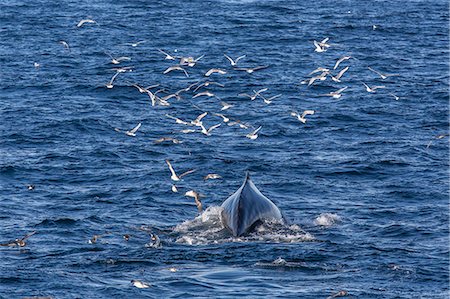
[59,40,70,52]
[389,93,400,100]
[123,234,130,241]
[165,114,192,126]
[333,56,351,70]
[331,66,349,82]
[309,67,330,75]
[163,66,189,77]
[0,231,36,247]
[125,123,141,137]
[220,101,234,111]
[180,129,197,134]
[200,123,221,136]
[179,55,204,67]
[239,88,268,100]
[131,280,150,289]
[34,62,40,68]
[185,190,203,212]
[191,112,208,127]
[105,72,120,89]
[77,19,97,27]
[368,67,399,79]
[205,68,227,77]
[246,126,262,140]
[362,82,385,93]
[165,160,196,181]
[305,71,328,86]
[233,65,268,74]
[204,174,222,180]
[27,184,35,190]
[320,86,348,99]
[313,40,327,52]
[105,53,131,65]
[260,94,281,104]
[154,137,183,144]
[224,54,246,66]
[193,91,215,98]
[158,49,176,60]
[213,113,229,123]
[125,40,146,47]
[171,184,178,193]
[291,110,315,124]
[193,81,225,92]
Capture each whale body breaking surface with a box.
[220,173,285,237]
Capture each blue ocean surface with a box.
[0,0,448,298]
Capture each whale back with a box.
[220,173,283,237]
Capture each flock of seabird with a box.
[6,16,443,295]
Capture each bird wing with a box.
[252,65,268,71]
[165,160,178,177]
[252,126,262,135]
[129,123,141,134]
[179,169,196,178]
[235,55,246,63]
[224,54,234,65]
[195,54,205,62]
[336,86,348,94]
[207,123,221,133]
[335,66,349,80]
[109,72,120,84]
[301,110,315,118]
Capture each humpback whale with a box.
[220,173,284,237]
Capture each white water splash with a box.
[173,206,315,245]
[314,213,341,227]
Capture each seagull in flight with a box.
[105,72,120,89]
[205,68,227,77]
[224,54,246,66]
[333,56,351,70]
[313,38,330,52]
[77,19,97,27]
[165,160,196,181]
[125,123,141,137]
[331,66,349,82]
[291,110,315,124]
[165,114,192,126]
[105,52,131,65]
[220,101,234,111]
[163,66,189,77]
[367,67,399,79]
[320,87,348,99]
[246,126,262,140]
[191,112,208,127]
[239,88,268,100]
[362,82,385,93]
[260,94,281,104]
[125,40,146,47]
[158,49,177,60]
[389,93,400,100]
[200,123,221,136]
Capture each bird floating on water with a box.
[246,126,262,140]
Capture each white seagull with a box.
[77,19,97,28]
[125,123,141,137]
[165,160,196,181]
[246,126,262,140]
[224,54,246,66]
[362,82,385,93]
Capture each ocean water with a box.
[0,0,449,298]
